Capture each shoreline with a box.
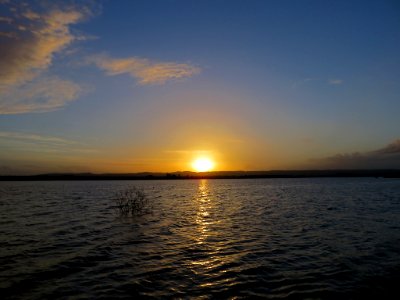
[1,169,399,181]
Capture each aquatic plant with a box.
[114,186,150,216]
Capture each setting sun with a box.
[192,157,214,172]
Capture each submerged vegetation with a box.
[114,186,151,216]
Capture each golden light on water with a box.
[192,157,214,172]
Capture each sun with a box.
[192,157,214,172]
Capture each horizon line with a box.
[1,169,400,180]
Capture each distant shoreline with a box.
[1,170,399,181]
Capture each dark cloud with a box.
[312,140,400,169]
[373,139,400,155]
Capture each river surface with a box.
[1,178,400,299]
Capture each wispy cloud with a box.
[0,131,97,154]
[291,78,318,89]
[0,1,89,113]
[164,150,192,155]
[89,54,200,85]
[311,139,400,169]
[0,76,82,114]
[0,131,77,146]
[328,79,343,85]
[164,149,215,155]
[292,78,344,88]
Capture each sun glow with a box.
[192,157,214,172]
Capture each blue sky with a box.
[0,0,399,174]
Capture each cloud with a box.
[291,78,317,89]
[373,139,400,155]
[311,139,400,169]
[0,1,200,114]
[0,3,87,88]
[328,79,343,85]
[0,131,97,156]
[89,54,200,85]
[0,1,89,113]
[292,78,344,88]
[0,131,98,175]
[0,131,76,146]
[0,76,82,114]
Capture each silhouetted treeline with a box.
[0,169,399,181]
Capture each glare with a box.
[192,157,214,172]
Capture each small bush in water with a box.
[114,187,150,216]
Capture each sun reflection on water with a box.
[195,179,213,244]
[188,179,226,276]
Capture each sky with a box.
[0,0,400,174]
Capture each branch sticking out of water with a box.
[114,187,150,216]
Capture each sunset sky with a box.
[1,0,399,174]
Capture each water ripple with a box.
[1,178,400,298]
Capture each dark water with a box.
[1,178,400,299]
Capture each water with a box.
[1,178,400,299]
